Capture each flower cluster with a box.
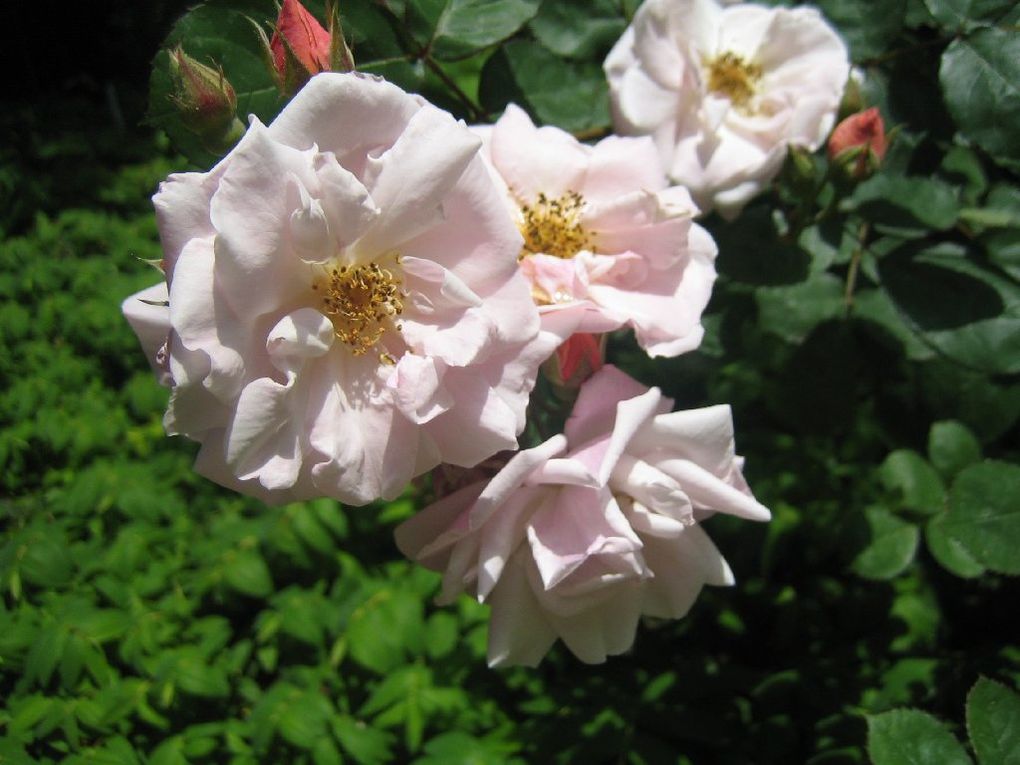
[124,0,857,665]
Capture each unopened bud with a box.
[546,333,605,391]
[257,0,354,96]
[788,145,817,187]
[828,107,887,180]
[168,46,243,151]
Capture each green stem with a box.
[843,221,870,316]
[423,56,485,122]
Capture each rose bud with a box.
[828,107,887,179]
[167,46,243,152]
[260,0,354,96]
[547,333,605,391]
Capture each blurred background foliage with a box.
[2,0,1019,763]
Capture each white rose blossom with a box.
[604,0,851,217]
[396,365,770,667]
[123,73,556,506]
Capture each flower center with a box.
[519,191,593,260]
[704,51,762,109]
[317,262,403,356]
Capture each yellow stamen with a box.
[704,51,762,109]
[519,191,593,260]
[320,262,403,356]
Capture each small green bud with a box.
[168,46,243,151]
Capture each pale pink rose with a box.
[473,104,717,358]
[604,0,850,217]
[122,72,555,506]
[396,365,770,667]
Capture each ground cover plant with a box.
[1,0,1019,762]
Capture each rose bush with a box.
[396,365,770,666]
[123,72,555,506]
[604,0,850,217]
[474,104,718,358]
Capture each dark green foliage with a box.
[3,0,1020,762]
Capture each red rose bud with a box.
[828,107,887,179]
[272,0,330,75]
[168,47,243,151]
[261,0,354,95]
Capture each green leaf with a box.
[149,737,189,765]
[416,731,515,765]
[891,581,940,652]
[816,0,906,60]
[223,549,273,598]
[6,695,57,739]
[941,146,988,206]
[868,709,973,765]
[846,174,960,236]
[479,40,610,134]
[853,507,920,580]
[967,678,1020,765]
[918,359,1020,443]
[925,515,986,578]
[864,658,939,709]
[878,243,1020,375]
[0,736,39,765]
[58,633,91,688]
[853,287,936,361]
[424,612,459,660]
[431,0,541,60]
[923,0,975,30]
[174,653,231,699]
[941,28,1020,171]
[768,321,865,434]
[985,229,1020,282]
[528,0,626,59]
[346,588,426,674]
[312,738,343,765]
[880,450,947,515]
[755,274,844,344]
[361,666,432,752]
[19,529,74,589]
[77,609,132,643]
[24,626,67,687]
[278,693,330,750]
[333,715,394,765]
[291,503,337,556]
[983,184,1020,229]
[82,736,144,765]
[943,461,1020,574]
[713,205,810,286]
[275,588,328,646]
[928,421,982,479]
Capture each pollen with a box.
[320,262,404,356]
[704,51,763,110]
[519,191,593,260]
